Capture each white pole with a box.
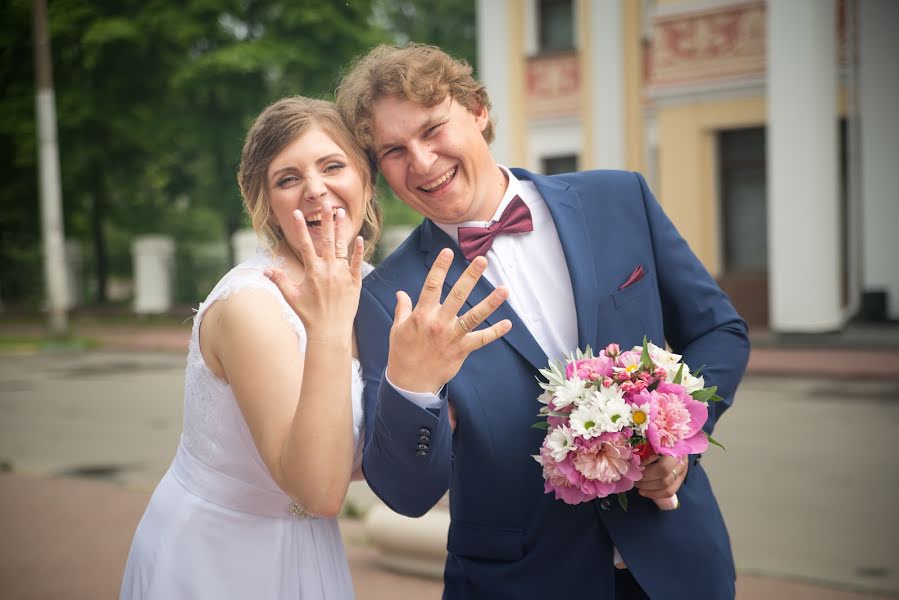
[33,0,68,336]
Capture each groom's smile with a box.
[418,166,457,193]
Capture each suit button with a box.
[416,443,428,451]
[600,498,612,511]
[416,450,428,457]
[418,435,430,443]
[418,427,431,436]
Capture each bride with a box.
[121,96,382,598]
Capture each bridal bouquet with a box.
[532,338,723,511]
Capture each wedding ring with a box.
[457,316,471,334]
[672,467,679,478]
[335,250,348,260]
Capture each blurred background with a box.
[2,0,897,333]
[1,1,898,599]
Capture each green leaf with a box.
[705,433,726,451]
[672,363,684,385]
[617,492,629,511]
[640,336,654,370]
[647,379,660,392]
[690,386,719,402]
[531,422,550,430]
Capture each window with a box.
[542,154,579,175]
[719,128,767,272]
[539,0,574,53]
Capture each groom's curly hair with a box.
[336,43,494,160]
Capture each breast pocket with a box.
[611,272,652,308]
[598,272,663,346]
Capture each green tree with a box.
[373,0,477,66]
[0,0,386,306]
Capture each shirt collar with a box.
[433,165,524,243]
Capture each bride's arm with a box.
[203,288,356,518]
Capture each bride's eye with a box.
[324,162,345,173]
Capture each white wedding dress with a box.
[121,251,366,599]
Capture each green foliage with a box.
[373,0,477,68]
[1,0,387,305]
[1,0,480,307]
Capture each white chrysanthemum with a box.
[537,390,555,406]
[546,425,576,462]
[553,377,589,409]
[569,403,606,439]
[595,393,633,432]
[630,401,651,435]
[591,383,626,407]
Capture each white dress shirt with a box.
[390,166,578,409]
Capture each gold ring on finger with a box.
[672,467,679,478]
[457,316,471,334]
[335,250,348,260]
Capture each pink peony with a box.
[538,432,643,505]
[565,355,614,381]
[538,444,592,504]
[571,432,643,497]
[645,383,709,456]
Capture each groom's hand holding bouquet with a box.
[532,338,723,512]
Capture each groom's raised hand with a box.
[386,248,512,394]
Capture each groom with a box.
[340,43,749,599]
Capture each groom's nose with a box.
[407,141,437,175]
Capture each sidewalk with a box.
[4,318,898,378]
[1,472,893,600]
[1,318,898,598]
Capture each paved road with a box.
[1,350,897,598]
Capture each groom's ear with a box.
[471,102,489,133]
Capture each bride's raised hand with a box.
[265,200,364,342]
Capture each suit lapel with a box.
[419,220,547,371]
[518,171,601,350]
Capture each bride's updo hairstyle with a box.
[238,96,382,260]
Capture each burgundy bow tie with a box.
[457,195,534,261]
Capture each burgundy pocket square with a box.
[618,265,646,290]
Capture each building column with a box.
[859,0,899,320]
[767,0,842,332]
[477,0,513,166]
[586,0,626,169]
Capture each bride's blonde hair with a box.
[238,96,382,260]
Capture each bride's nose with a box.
[304,177,327,203]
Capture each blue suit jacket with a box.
[355,169,750,599]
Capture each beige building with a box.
[476,0,899,331]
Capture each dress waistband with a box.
[171,444,315,520]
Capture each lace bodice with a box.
[179,250,367,494]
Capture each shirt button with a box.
[600,498,612,511]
